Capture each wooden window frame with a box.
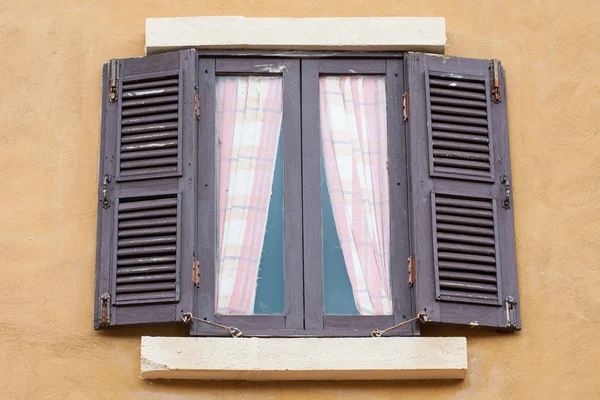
[192,52,415,337]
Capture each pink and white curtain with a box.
[215,76,283,315]
[319,76,392,315]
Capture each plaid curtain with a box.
[215,76,283,315]
[320,76,392,315]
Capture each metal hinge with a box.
[102,174,111,209]
[505,295,517,328]
[108,58,119,103]
[99,293,111,327]
[490,59,502,103]
[192,256,200,288]
[402,91,410,121]
[194,87,200,120]
[501,174,511,210]
[408,255,416,286]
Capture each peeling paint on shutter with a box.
[95,50,197,328]
[406,53,520,331]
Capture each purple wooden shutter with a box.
[94,50,197,328]
[406,53,520,331]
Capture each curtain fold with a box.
[320,76,392,315]
[215,76,283,315]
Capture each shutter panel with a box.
[406,53,520,331]
[94,50,197,328]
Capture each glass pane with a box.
[215,76,284,315]
[320,75,392,316]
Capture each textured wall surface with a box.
[1,1,600,399]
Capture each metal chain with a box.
[370,312,428,337]
[181,312,243,338]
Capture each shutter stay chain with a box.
[371,311,428,337]
[182,312,243,338]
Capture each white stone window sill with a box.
[140,336,467,381]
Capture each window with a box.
[95,51,520,336]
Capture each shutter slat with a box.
[121,139,178,152]
[429,78,486,91]
[433,149,490,162]
[439,271,497,283]
[435,206,493,218]
[436,214,494,227]
[122,86,179,99]
[116,282,177,294]
[119,166,178,177]
[122,104,179,117]
[431,114,488,126]
[431,122,488,135]
[438,261,497,274]
[437,232,495,246]
[119,217,177,229]
[117,273,177,284]
[120,157,178,170]
[120,148,178,160]
[122,112,179,126]
[432,131,489,144]
[117,245,177,257]
[122,94,178,108]
[438,251,496,265]
[117,255,177,266]
[434,166,492,177]
[116,291,176,302]
[118,207,177,220]
[123,78,178,91]
[437,242,496,256]
[439,280,497,294]
[119,197,177,211]
[121,131,178,144]
[432,140,490,153]
[118,235,177,247]
[118,227,177,238]
[435,196,493,210]
[439,290,499,302]
[431,105,487,117]
[436,223,495,237]
[429,87,486,101]
[430,95,487,109]
[117,264,177,275]
[121,122,179,135]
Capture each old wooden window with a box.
[95,51,520,336]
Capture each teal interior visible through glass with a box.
[322,160,360,315]
[253,135,285,314]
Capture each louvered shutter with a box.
[406,53,520,330]
[94,50,197,328]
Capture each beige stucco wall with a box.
[1,1,599,398]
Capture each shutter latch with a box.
[490,59,502,103]
[99,293,111,327]
[505,295,517,328]
[402,91,410,121]
[192,256,200,288]
[102,174,111,209]
[108,58,120,103]
[408,255,416,286]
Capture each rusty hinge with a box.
[505,295,517,328]
[194,87,200,120]
[402,90,410,121]
[192,256,200,288]
[408,255,416,286]
[108,58,119,103]
[99,293,111,327]
[490,59,502,103]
